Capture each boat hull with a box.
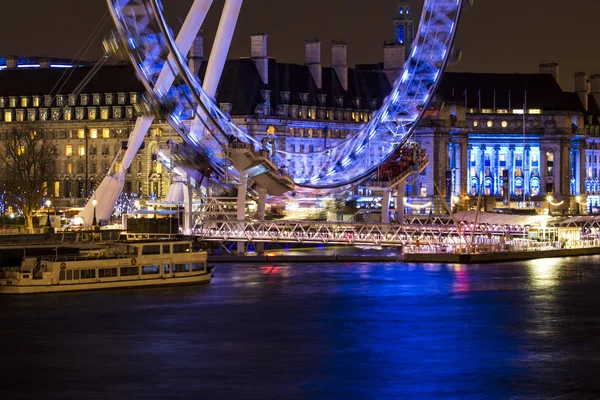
[0,271,213,294]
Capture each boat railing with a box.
[40,253,133,263]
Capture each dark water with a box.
[2,257,600,399]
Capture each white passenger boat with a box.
[0,240,213,294]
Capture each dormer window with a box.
[68,94,76,106]
[32,96,40,107]
[20,97,28,107]
[80,94,89,106]
[130,93,138,104]
[93,93,102,105]
[118,93,126,105]
[44,96,52,107]
[105,94,114,105]
[10,97,17,108]
[56,96,64,107]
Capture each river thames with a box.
[2,256,600,399]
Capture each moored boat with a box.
[0,240,213,294]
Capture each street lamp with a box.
[92,199,98,228]
[45,200,51,227]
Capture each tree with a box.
[0,126,57,231]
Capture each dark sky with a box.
[1,0,599,90]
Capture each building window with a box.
[21,97,28,107]
[67,162,73,174]
[32,97,39,107]
[487,121,493,128]
[77,161,84,174]
[78,145,85,156]
[100,108,109,120]
[78,129,85,139]
[65,145,73,156]
[501,121,508,128]
[102,128,110,138]
[90,129,98,139]
[4,110,12,122]
[102,145,110,155]
[91,162,97,174]
[90,145,97,155]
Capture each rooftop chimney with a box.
[384,42,405,85]
[332,41,348,91]
[575,71,589,111]
[6,55,17,69]
[539,61,560,85]
[188,32,204,76]
[305,40,322,89]
[250,33,268,85]
[590,74,600,109]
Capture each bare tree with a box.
[0,125,57,231]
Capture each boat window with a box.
[173,243,190,253]
[98,268,118,278]
[162,245,171,254]
[73,270,80,280]
[164,264,170,274]
[142,245,161,255]
[59,271,66,281]
[81,269,96,279]
[67,270,73,280]
[130,247,139,256]
[120,266,139,276]
[173,263,189,272]
[142,265,160,275]
[191,263,205,271]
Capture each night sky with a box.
[1,0,599,90]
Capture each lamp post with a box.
[92,199,98,229]
[45,200,51,227]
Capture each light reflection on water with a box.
[2,256,600,399]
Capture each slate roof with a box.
[436,72,586,113]
[0,64,145,96]
[1,60,597,123]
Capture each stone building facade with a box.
[1,3,599,215]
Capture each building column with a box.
[579,141,587,195]
[461,143,469,197]
[554,147,562,196]
[493,145,500,195]
[523,145,530,197]
[508,145,515,196]
[479,145,486,194]
[561,143,571,197]
[540,147,547,195]
[381,188,391,224]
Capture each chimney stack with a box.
[188,32,204,76]
[384,43,405,84]
[305,40,322,89]
[332,41,348,91]
[591,74,600,108]
[39,57,51,68]
[250,33,269,85]
[6,55,17,69]
[539,61,560,85]
[575,71,589,111]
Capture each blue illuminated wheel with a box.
[106,0,467,190]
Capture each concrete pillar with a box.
[540,148,547,195]
[396,182,406,224]
[236,173,247,254]
[251,33,269,85]
[255,187,267,253]
[305,40,322,89]
[381,188,391,224]
[561,144,571,197]
[183,177,193,235]
[579,141,587,195]
[554,148,561,196]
